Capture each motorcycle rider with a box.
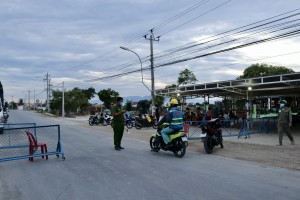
[157,98,184,148]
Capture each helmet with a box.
[280,100,287,104]
[170,98,178,105]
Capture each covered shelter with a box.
[155,72,300,100]
[155,72,300,120]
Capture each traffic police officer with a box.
[277,100,295,146]
[112,97,125,151]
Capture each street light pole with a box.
[120,46,157,115]
[120,46,151,93]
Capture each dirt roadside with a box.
[88,124,300,171]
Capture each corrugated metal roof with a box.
[155,72,300,98]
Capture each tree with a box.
[177,68,198,86]
[50,90,63,114]
[50,88,89,115]
[97,88,119,109]
[125,100,132,111]
[82,87,96,100]
[137,99,151,114]
[165,84,177,89]
[237,63,294,79]
[18,98,24,105]
[155,95,165,108]
[69,88,89,113]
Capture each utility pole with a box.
[144,29,159,116]
[28,90,30,108]
[33,90,35,111]
[44,73,51,112]
[62,82,65,118]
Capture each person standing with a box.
[277,100,295,146]
[155,108,160,122]
[112,97,126,151]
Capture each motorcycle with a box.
[150,123,188,158]
[89,113,108,126]
[200,118,224,154]
[125,116,135,129]
[135,114,157,129]
[103,113,112,125]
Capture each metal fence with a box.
[0,124,65,162]
[185,118,278,140]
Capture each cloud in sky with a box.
[0,0,299,103]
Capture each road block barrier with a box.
[0,124,65,162]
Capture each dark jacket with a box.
[278,107,292,125]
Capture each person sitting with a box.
[157,98,184,148]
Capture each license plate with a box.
[182,137,188,142]
[200,133,207,138]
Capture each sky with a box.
[1,0,300,104]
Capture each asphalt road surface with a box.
[0,110,299,200]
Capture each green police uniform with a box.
[111,104,125,149]
[277,107,294,145]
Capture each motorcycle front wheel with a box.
[172,138,186,158]
[89,119,94,126]
[126,122,133,129]
[204,135,214,154]
[150,136,160,152]
[152,124,158,129]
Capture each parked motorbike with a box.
[103,113,112,125]
[150,123,188,158]
[89,113,108,126]
[125,116,135,129]
[135,114,157,129]
[200,118,223,154]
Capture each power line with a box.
[59,7,300,88]
[158,0,232,37]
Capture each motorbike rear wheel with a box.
[135,122,142,129]
[204,135,214,154]
[150,136,160,152]
[173,138,186,158]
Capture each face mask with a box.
[279,103,285,108]
[119,102,124,107]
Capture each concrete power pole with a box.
[44,73,51,112]
[144,29,159,116]
[62,82,65,118]
[28,90,30,108]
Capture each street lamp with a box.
[120,46,151,93]
[120,46,155,115]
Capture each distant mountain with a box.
[89,96,151,104]
[123,96,151,102]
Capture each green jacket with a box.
[111,104,124,123]
[278,107,292,125]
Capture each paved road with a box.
[0,110,299,200]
